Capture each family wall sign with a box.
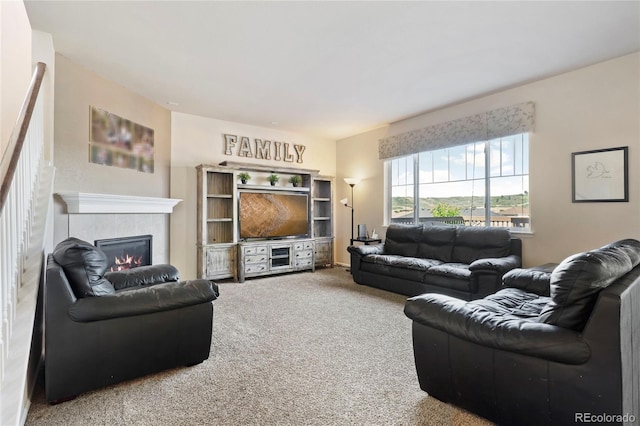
[223,134,306,164]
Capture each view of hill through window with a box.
[389,134,529,229]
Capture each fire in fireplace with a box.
[94,235,152,272]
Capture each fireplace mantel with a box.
[57,192,182,214]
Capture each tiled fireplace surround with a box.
[55,192,181,265]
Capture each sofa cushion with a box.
[384,225,422,257]
[452,227,511,264]
[474,287,550,317]
[365,254,442,270]
[52,237,116,297]
[427,263,472,280]
[361,258,428,282]
[416,224,456,262]
[539,239,640,331]
[422,271,475,293]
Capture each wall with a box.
[0,4,55,425]
[32,30,56,170]
[336,53,640,267]
[52,54,173,261]
[0,0,32,156]
[170,112,336,278]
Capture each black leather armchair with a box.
[45,237,219,403]
[404,239,640,425]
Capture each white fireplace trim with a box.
[57,192,182,214]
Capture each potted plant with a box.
[268,174,280,186]
[289,175,302,187]
[238,172,251,184]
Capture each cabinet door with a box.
[204,245,236,279]
[315,240,333,267]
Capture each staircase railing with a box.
[0,62,50,425]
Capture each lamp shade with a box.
[344,177,360,186]
[340,198,348,205]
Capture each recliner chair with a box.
[404,239,640,425]
[45,237,219,403]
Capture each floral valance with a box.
[378,101,535,160]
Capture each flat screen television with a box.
[238,190,309,240]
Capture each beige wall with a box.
[336,53,640,267]
[32,30,56,166]
[52,54,172,250]
[53,54,171,196]
[0,0,32,156]
[170,112,336,278]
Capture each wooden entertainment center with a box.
[196,162,334,282]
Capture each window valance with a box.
[378,101,535,160]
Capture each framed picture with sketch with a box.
[572,146,628,202]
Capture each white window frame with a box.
[385,134,530,232]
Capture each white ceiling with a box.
[24,1,640,141]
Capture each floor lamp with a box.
[341,178,360,245]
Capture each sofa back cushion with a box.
[52,237,116,297]
[416,224,457,262]
[451,227,511,264]
[539,239,640,331]
[384,225,422,257]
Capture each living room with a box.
[2,1,639,425]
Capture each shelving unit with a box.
[311,176,334,267]
[197,166,237,280]
[196,163,334,281]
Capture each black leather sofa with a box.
[45,237,219,403]
[348,224,522,300]
[404,239,640,425]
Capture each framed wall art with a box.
[89,106,155,173]
[572,146,628,202]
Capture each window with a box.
[388,134,529,230]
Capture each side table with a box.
[350,237,382,245]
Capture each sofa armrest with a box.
[404,293,590,364]
[347,243,384,257]
[469,254,521,274]
[104,264,180,290]
[68,279,219,322]
[501,267,554,296]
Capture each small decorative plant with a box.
[268,174,280,186]
[238,172,251,184]
[289,175,302,187]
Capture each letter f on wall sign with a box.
[224,134,237,155]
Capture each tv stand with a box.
[238,239,315,282]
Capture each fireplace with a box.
[94,235,152,272]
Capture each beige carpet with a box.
[26,267,492,425]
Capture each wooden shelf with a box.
[238,184,309,193]
[219,160,319,175]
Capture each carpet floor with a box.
[26,267,492,425]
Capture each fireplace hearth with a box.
[95,235,152,272]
